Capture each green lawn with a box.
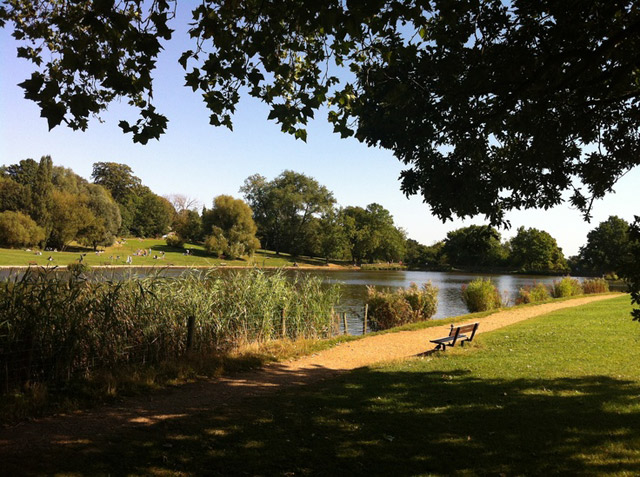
[14,295,640,475]
[0,238,333,268]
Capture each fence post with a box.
[186,315,195,351]
[281,308,287,338]
[343,312,348,335]
[363,304,368,335]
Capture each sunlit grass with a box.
[0,238,342,268]
[106,295,638,476]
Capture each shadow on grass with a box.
[4,365,640,475]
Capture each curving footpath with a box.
[0,293,621,471]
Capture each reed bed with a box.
[0,268,340,392]
[366,282,438,331]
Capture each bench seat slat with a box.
[430,334,468,344]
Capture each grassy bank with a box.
[34,294,637,476]
[0,238,349,268]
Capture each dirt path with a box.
[0,294,620,469]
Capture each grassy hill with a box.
[0,238,340,268]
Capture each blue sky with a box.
[1,9,638,257]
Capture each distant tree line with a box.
[170,170,408,264]
[0,158,633,276]
[405,217,636,277]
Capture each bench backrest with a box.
[448,322,479,341]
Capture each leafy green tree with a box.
[241,171,334,255]
[317,211,350,262]
[52,166,87,195]
[80,184,122,249]
[173,209,202,243]
[203,195,260,258]
[6,1,637,224]
[131,191,174,237]
[48,190,95,250]
[2,159,39,187]
[0,177,30,212]
[204,226,229,258]
[30,156,54,242]
[578,216,631,276]
[91,162,142,204]
[508,227,568,273]
[341,204,406,264]
[404,239,447,270]
[0,211,44,248]
[622,219,640,321]
[443,226,507,269]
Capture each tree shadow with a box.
[5,365,640,475]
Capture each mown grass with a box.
[0,238,343,268]
[5,295,637,476]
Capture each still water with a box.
[0,267,569,335]
[293,270,565,333]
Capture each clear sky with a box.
[1,9,638,257]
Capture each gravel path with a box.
[0,294,620,469]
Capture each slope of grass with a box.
[8,295,638,475]
[0,238,337,268]
[160,295,637,476]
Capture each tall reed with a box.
[461,278,503,312]
[366,282,438,331]
[0,268,340,392]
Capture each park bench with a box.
[430,322,479,351]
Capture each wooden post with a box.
[186,315,195,351]
[363,304,368,335]
[281,308,287,338]
[343,312,348,335]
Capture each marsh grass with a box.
[516,281,551,304]
[366,283,438,330]
[0,268,340,396]
[582,278,610,294]
[461,278,503,312]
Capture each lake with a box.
[0,266,577,335]
[292,269,568,334]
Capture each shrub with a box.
[226,242,246,260]
[462,278,503,312]
[516,282,551,304]
[66,262,91,275]
[165,232,184,248]
[550,277,583,298]
[367,282,438,331]
[204,226,228,257]
[582,278,609,294]
[0,211,45,248]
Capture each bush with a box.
[516,282,550,304]
[462,278,503,312]
[367,282,438,331]
[226,242,245,260]
[165,232,184,248]
[204,226,228,257]
[0,211,45,248]
[550,277,583,298]
[582,278,609,294]
[66,262,91,275]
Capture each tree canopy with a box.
[3,1,639,225]
[578,216,631,276]
[508,227,568,273]
[2,2,640,313]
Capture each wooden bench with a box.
[430,322,479,351]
